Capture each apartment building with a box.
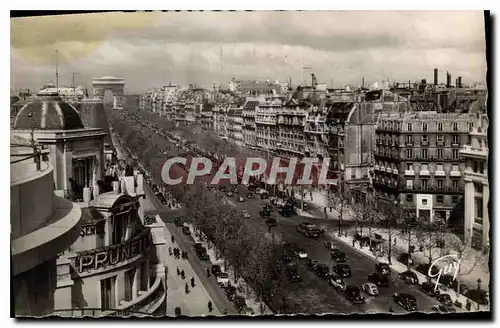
[373,112,473,222]
[212,104,228,138]
[255,98,281,151]
[227,106,244,146]
[276,103,306,157]
[242,99,259,148]
[461,112,489,250]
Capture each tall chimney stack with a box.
[446,72,451,88]
[434,68,438,85]
[458,76,462,88]
[362,77,365,88]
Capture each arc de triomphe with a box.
[92,76,125,109]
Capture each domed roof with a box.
[13,92,84,130]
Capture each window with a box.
[125,269,135,302]
[406,179,413,189]
[437,135,444,143]
[468,122,474,131]
[406,163,413,171]
[452,164,459,172]
[406,194,414,203]
[407,123,413,131]
[438,122,443,131]
[421,163,429,171]
[475,197,483,219]
[437,179,444,189]
[421,179,428,188]
[478,162,484,174]
[452,195,459,203]
[436,195,444,204]
[101,276,116,309]
[406,149,413,159]
[452,135,460,145]
[467,135,472,145]
[437,149,444,159]
[422,135,428,144]
[472,160,478,173]
[452,149,459,159]
[421,149,428,159]
[437,163,444,172]
[453,122,459,131]
[452,180,459,190]
[474,182,483,193]
[422,122,428,131]
[422,199,428,205]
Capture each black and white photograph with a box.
[9,9,491,319]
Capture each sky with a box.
[10,11,488,94]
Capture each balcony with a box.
[374,165,380,170]
[474,217,483,225]
[435,170,446,177]
[400,184,464,194]
[461,145,488,159]
[374,151,401,161]
[419,169,430,176]
[404,170,415,176]
[421,140,429,146]
[392,169,399,174]
[386,168,392,173]
[435,141,445,146]
[405,141,414,146]
[450,170,462,177]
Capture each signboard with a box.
[80,223,105,237]
[76,230,152,273]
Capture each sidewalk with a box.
[290,187,355,220]
[164,228,221,317]
[328,228,490,312]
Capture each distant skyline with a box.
[11,11,487,94]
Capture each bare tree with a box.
[415,213,448,276]
[326,178,351,237]
[378,201,402,265]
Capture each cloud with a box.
[10,11,487,93]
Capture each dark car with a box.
[219,185,227,192]
[194,243,204,251]
[464,289,489,306]
[397,253,414,267]
[196,247,210,260]
[286,267,302,282]
[436,294,453,306]
[331,251,347,263]
[375,262,391,275]
[439,274,460,290]
[246,192,254,199]
[416,263,439,277]
[367,272,389,287]
[174,218,184,227]
[234,295,247,311]
[314,263,332,279]
[265,218,277,227]
[393,292,418,311]
[432,304,456,313]
[344,285,366,304]
[182,226,191,235]
[226,191,234,197]
[212,264,221,276]
[398,270,419,285]
[333,264,352,278]
[420,282,441,297]
[307,259,320,270]
[225,285,237,301]
[260,191,269,200]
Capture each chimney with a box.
[434,68,438,85]
[362,77,365,88]
[458,76,462,88]
[446,72,451,88]
[311,73,317,88]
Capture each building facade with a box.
[255,98,281,151]
[242,99,259,148]
[461,112,489,250]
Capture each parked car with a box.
[196,247,210,260]
[295,248,308,259]
[397,253,414,266]
[398,270,419,285]
[194,243,204,252]
[367,272,389,287]
[393,292,418,311]
[307,259,320,270]
[219,185,227,192]
[333,264,352,278]
[314,263,332,279]
[211,264,221,276]
[225,286,237,301]
[246,192,254,199]
[439,274,460,290]
[182,226,191,235]
[331,251,347,263]
[239,307,255,316]
[416,263,440,277]
[436,294,453,306]
[375,262,391,275]
[420,282,441,297]
[464,289,489,306]
[217,272,230,287]
[286,267,302,282]
[242,210,251,219]
[324,241,337,250]
[432,304,456,313]
[265,217,277,227]
[329,275,347,291]
[361,282,379,296]
[226,191,234,197]
[234,296,247,311]
[260,191,269,199]
[345,285,366,304]
[174,218,184,227]
[238,195,245,202]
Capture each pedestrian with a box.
[177,266,180,276]
[352,239,356,247]
[171,235,175,244]
[310,190,313,201]
[207,267,211,277]
[191,276,195,288]
[223,309,228,315]
[181,270,185,279]
[185,282,189,294]
[208,300,213,313]
[168,246,172,256]
[393,238,397,246]
[389,307,394,313]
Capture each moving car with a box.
[297,221,324,238]
[217,272,230,287]
[286,266,302,282]
[260,205,273,218]
[239,307,255,316]
[432,304,456,313]
[393,292,418,311]
[375,262,391,275]
[307,259,320,270]
[436,294,453,306]
[234,296,247,312]
[331,251,347,263]
[345,285,366,304]
[329,275,346,291]
[226,191,234,197]
[333,264,352,278]
[362,282,379,296]
[324,241,337,251]
[314,263,332,279]
[242,210,251,219]
[182,226,191,235]
[246,192,254,199]
[367,272,389,287]
[265,217,277,227]
[211,264,221,276]
[398,270,419,285]
[397,253,414,267]
[238,195,245,202]
[420,282,441,297]
[260,191,269,199]
[174,218,184,227]
[225,286,237,301]
[295,248,308,259]
[196,247,210,260]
